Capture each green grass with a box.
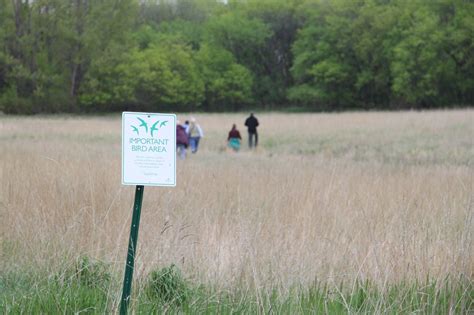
[1,257,111,314]
[1,264,472,314]
[0,272,109,314]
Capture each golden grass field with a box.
[0,110,473,293]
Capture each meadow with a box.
[0,110,473,313]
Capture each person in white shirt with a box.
[188,117,204,153]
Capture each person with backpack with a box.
[176,121,189,159]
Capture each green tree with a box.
[349,0,398,108]
[289,0,360,109]
[81,42,205,112]
[1,0,473,113]
[0,0,137,113]
[196,44,253,111]
[204,10,272,106]
[390,4,448,107]
[233,0,304,107]
[135,44,204,111]
[431,0,474,105]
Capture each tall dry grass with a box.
[0,110,472,292]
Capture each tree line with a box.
[0,0,472,114]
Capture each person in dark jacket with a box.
[227,124,242,152]
[244,113,259,148]
[176,122,189,159]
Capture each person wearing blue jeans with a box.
[188,117,204,153]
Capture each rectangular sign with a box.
[122,112,176,186]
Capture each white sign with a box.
[122,112,176,186]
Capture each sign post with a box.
[120,112,176,314]
[119,185,144,314]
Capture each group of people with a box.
[176,113,260,159]
[227,113,259,152]
[176,117,204,159]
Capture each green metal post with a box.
[120,185,144,315]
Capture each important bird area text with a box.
[129,138,169,153]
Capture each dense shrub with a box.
[145,264,190,306]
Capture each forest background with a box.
[0,0,473,114]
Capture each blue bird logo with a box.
[137,117,148,133]
[150,120,160,137]
[131,117,168,137]
[131,125,139,135]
